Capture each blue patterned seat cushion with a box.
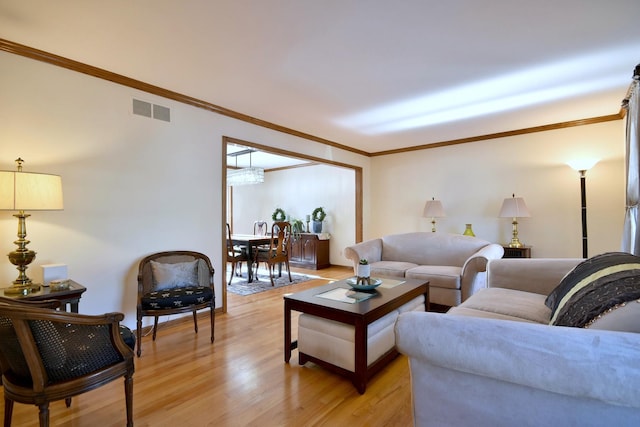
[119,325,136,350]
[141,286,213,310]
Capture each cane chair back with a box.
[0,304,134,426]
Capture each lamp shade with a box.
[423,199,445,218]
[499,195,530,218]
[0,171,64,211]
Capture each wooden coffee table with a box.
[284,278,429,393]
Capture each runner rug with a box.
[226,267,314,296]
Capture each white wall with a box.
[0,51,370,329]
[230,163,355,265]
[370,120,625,258]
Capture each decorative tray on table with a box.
[345,277,383,291]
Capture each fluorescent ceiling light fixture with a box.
[337,44,640,134]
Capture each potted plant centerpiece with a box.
[311,207,326,233]
[357,259,371,285]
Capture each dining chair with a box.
[254,221,293,286]
[0,303,135,427]
[136,250,215,357]
[227,223,250,286]
[253,220,268,236]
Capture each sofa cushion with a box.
[380,232,490,266]
[449,288,551,324]
[546,252,640,328]
[370,261,418,278]
[586,300,640,332]
[406,265,462,290]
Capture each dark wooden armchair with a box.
[0,304,134,427]
[136,250,215,357]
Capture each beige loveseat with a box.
[396,257,640,426]
[344,232,504,306]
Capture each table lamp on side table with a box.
[423,197,446,232]
[0,158,64,294]
[499,194,530,248]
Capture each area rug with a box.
[227,268,315,296]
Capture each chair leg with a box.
[38,402,50,427]
[5,397,14,427]
[210,302,215,343]
[136,315,142,357]
[192,309,198,333]
[124,373,134,427]
[152,316,159,341]
[286,260,292,282]
[269,264,275,286]
[65,397,72,407]
[227,263,234,287]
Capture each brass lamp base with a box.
[507,239,524,248]
[507,218,524,248]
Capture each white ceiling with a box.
[2,0,640,167]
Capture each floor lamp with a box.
[568,160,598,258]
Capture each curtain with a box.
[621,66,640,255]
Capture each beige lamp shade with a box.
[498,195,530,218]
[423,199,445,218]
[0,171,64,211]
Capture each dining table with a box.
[230,234,272,283]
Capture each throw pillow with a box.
[150,259,199,291]
[545,252,640,327]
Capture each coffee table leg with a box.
[284,302,292,363]
[353,318,367,394]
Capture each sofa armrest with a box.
[460,243,504,301]
[344,239,383,272]
[487,258,583,295]
[396,312,640,409]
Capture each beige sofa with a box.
[396,257,640,426]
[344,232,504,306]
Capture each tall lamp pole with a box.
[579,170,588,258]
[568,160,598,259]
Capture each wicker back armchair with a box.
[0,304,134,426]
[136,250,215,356]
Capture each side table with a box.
[502,246,532,258]
[1,280,87,312]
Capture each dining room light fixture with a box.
[227,149,264,186]
[423,197,445,232]
[0,158,64,294]
[499,194,531,248]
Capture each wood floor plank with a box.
[1,266,414,426]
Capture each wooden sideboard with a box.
[289,233,330,269]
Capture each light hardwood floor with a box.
[2,266,416,426]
